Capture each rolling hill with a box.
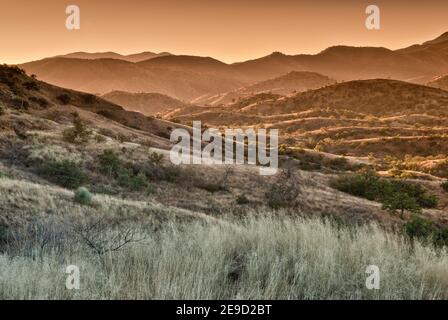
[20,56,247,100]
[101,91,189,115]
[192,71,336,106]
[162,79,448,162]
[18,32,448,102]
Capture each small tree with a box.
[382,192,422,219]
[62,112,92,144]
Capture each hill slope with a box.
[193,71,336,106]
[101,91,189,115]
[428,75,448,91]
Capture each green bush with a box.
[62,112,91,144]
[331,169,438,216]
[98,149,122,176]
[38,160,88,189]
[404,215,448,247]
[74,187,93,205]
[383,193,421,218]
[433,228,448,247]
[117,168,148,191]
[98,150,148,191]
[404,215,433,239]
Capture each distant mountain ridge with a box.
[18,32,448,101]
[55,51,172,62]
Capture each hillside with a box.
[1,67,448,300]
[163,79,448,168]
[20,56,247,100]
[193,71,336,106]
[0,64,183,149]
[428,75,448,91]
[18,32,448,102]
[101,91,189,116]
[2,65,446,225]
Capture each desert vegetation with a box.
[0,214,447,300]
[1,50,448,301]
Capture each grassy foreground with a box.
[0,215,447,300]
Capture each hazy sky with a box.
[1,0,448,64]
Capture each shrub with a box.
[74,187,93,205]
[117,169,148,191]
[29,96,48,108]
[392,181,438,209]
[94,134,107,143]
[10,97,29,109]
[330,168,384,201]
[441,181,448,193]
[383,193,422,219]
[117,133,130,143]
[404,215,448,247]
[404,215,433,239]
[62,112,92,144]
[267,168,301,209]
[97,150,149,191]
[98,149,122,176]
[56,94,71,105]
[0,103,5,116]
[433,228,448,247]
[331,169,438,215]
[24,81,39,91]
[38,160,88,189]
[148,152,164,165]
[236,194,251,205]
[196,182,225,193]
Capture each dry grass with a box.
[0,215,447,299]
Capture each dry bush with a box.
[266,167,302,208]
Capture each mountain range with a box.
[18,32,448,102]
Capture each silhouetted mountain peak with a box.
[424,31,448,45]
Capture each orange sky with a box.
[1,0,448,64]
